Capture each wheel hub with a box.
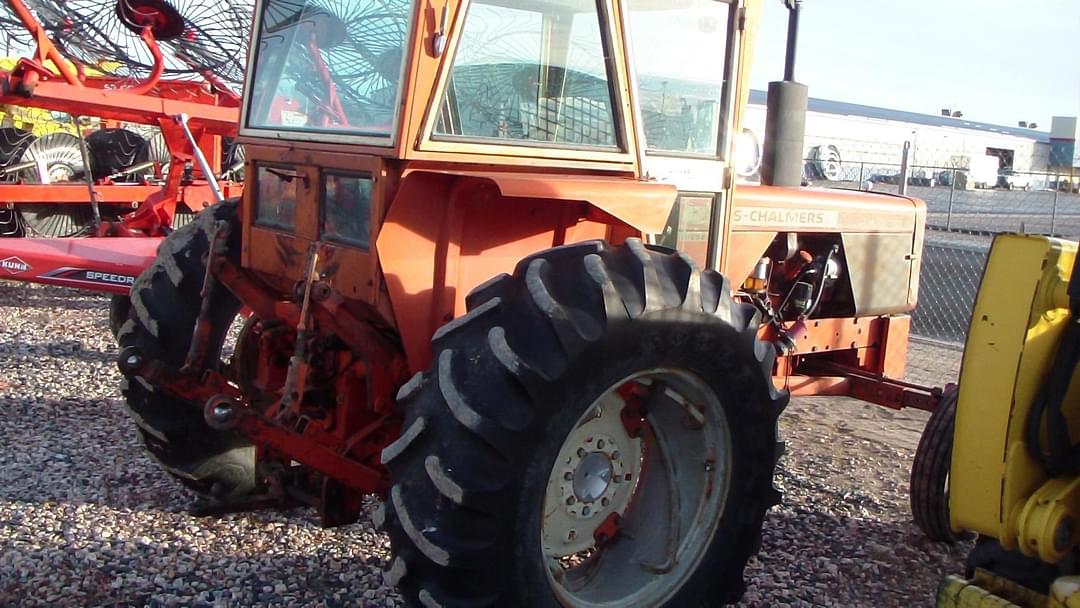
[572,451,612,504]
[558,433,625,520]
[542,392,642,557]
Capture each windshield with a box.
[245,0,412,139]
[433,0,619,149]
[626,0,731,155]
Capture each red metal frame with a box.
[0,236,161,293]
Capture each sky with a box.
[750,0,1080,131]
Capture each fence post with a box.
[1051,175,1060,236]
[858,162,864,187]
[898,141,911,195]
[946,168,957,230]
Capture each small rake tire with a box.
[116,200,256,500]
[380,239,787,607]
[910,385,966,542]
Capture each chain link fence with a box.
[800,140,1080,388]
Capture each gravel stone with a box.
[0,282,969,606]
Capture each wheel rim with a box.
[541,369,732,607]
[148,131,172,181]
[821,148,842,181]
[19,133,84,184]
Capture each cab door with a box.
[622,0,750,271]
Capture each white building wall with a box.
[741,103,1047,174]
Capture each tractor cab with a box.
[241,0,741,167]
[236,0,751,310]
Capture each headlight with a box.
[734,128,761,178]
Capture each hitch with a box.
[120,345,388,494]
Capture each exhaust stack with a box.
[760,0,808,187]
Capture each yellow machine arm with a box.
[941,234,1080,607]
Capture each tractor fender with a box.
[400,168,677,234]
[376,169,676,372]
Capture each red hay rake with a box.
[0,0,249,293]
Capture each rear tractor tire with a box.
[116,199,257,501]
[380,239,787,607]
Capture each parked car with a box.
[936,169,967,189]
[997,169,1030,190]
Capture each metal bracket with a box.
[277,242,322,420]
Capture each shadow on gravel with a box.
[0,502,390,608]
[743,506,971,608]
[0,339,116,363]
[0,283,110,312]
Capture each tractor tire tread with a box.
[381,239,786,607]
[116,199,256,499]
[910,385,967,542]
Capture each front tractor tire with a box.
[910,384,968,542]
[380,240,787,607]
[116,200,256,500]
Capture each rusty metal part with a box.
[122,250,409,501]
[187,461,302,518]
[795,360,943,412]
[277,243,321,419]
[617,381,650,439]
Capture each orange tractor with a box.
[116,0,928,605]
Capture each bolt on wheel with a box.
[541,369,732,606]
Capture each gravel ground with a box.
[0,282,970,607]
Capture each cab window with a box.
[433,0,619,149]
[626,0,731,155]
[246,0,412,139]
